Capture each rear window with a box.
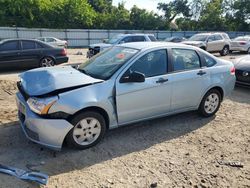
[0,41,19,51]
[22,41,36,50]
[148,35,157,41]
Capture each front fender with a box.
[49,81,118,128]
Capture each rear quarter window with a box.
[203,54,217,67]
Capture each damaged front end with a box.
[16,66,104,150]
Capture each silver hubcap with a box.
[41,58,53,67]
[223,47,228,55]
[204,93,219,114]
[73,117,101,146]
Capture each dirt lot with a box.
[0,49,249,188]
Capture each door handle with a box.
[197,70,206,76]
[156,78,168,84]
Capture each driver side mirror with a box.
[119,40,125,44]
[103,39,108,43]
[120,71,145,83]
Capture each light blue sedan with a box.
[16,42,236,150]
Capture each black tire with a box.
[247,48,250,54]
[66,111,106,150]
[220,46,229,56]
[200,46,206,51]
[39,56,55,67]
[198,89,222,117]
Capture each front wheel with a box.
[66,111,106,150]
[220,46,229,56]
[198,89,222,117]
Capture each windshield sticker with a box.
[116,53,125,59]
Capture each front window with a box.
[78,47,139,80]
[189,34,209,41]
[128,50,167,77]
[106,35,124,44]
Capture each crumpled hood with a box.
[235,55,250,71]
[19,66,103,96]
[89,43,112,48]
[182,41,204,46]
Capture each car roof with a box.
[0,38,40,43]
[195,32,227,36]
[119,41,189,50]
[116,33,154,37]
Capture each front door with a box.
[0,40,20,69]
[116,49,172,125]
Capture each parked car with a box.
[16,42,235,150]
[182,32,231,56]
[164,36,186,43]
[87,33,157,58]
[231,36,250,54]
[0,39,68,69]
[37,37,68,48]
[234,55,250,87]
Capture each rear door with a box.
[0,40,20,69]
[169,48,210,111]
[207,34,224,52]
[19,40,41,68]
[116,49,172,125]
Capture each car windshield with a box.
[106,35,124,44]
[189,34,209,41]
[234,37,250,41]
[78,47,139,80]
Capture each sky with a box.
[112,0,170,13]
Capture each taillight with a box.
[61,48,67,56]
[239,42,246,45]
[230,67,235,75]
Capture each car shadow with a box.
[0,110,214,187]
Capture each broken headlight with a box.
[27,96,58,115]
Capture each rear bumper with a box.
[55,56,69,65]
[16,92,73,150]
[231,47,248,52]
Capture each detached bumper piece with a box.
[0,164,48,185]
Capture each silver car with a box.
[87,33,157,58]
[231,36,250,54]
[16,42,236,150]
[37,37,68,48]
[182,33,231,56]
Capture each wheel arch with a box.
[202,86,224,102]
[68,106,110,130]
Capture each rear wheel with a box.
[220,46,229,56]
[40,57,55,67]
[199,89,222,117]
[66,111,106,149]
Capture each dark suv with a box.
[87,34,157,58]
[0,39,68,70]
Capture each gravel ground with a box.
[0,49,249,188]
